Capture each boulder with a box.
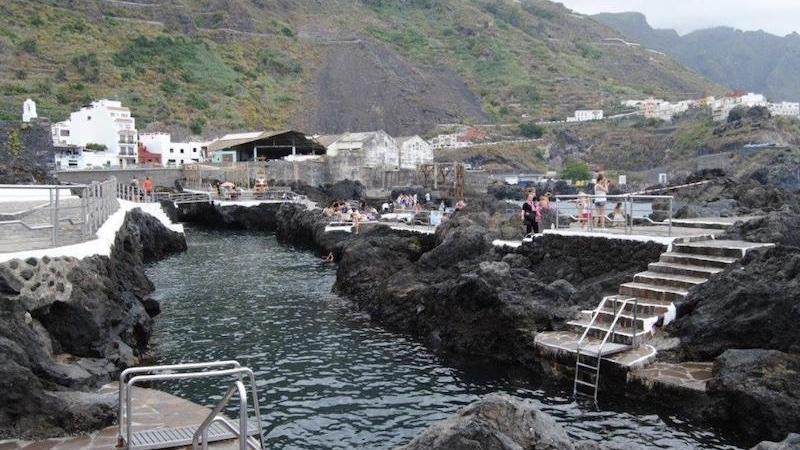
[397,394,644,450]
[708,349,800,446]
[395,394,576,450]
[751,434,800,450]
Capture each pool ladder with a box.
[117,361,265,450]
[573,297,636,403]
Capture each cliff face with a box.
[0,120,55,184]
[0,208,186,439]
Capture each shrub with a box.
[519,122,544,138]
[18,38,37,54]
[85,143,107,152]
[561,159,591,181]
[256,49,302,76]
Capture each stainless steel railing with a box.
[553,194,674,236]
[0,178,119,251]
[118,361,265,450]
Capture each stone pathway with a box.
[0,385,256,450]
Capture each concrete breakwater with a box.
[169,195,800,447]
[0,208,186,439]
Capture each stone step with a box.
[659,252,737,269]
[648,261,724,278]
[605,294,672,317]
[579,308,650,332]
[673,241,744,258]
[619,282,688,302]
[633,271,708,289]
[567,319,651,346]
[670,218,733,230]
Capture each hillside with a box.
[0,0,722,137]
[593,12,800,102]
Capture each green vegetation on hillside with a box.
[0,1,310,135]
[0,0,722,136]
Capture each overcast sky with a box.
[557,0,800,36]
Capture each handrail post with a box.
[668,197,673,237]
[53,187,60,246]
[81,186,88,238]
[49,188,56,246]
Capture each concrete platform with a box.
[535,331,657,369]
[0,385,257,450]
[629,361,714,392]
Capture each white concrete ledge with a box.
[0,200,182,263]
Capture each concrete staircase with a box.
[535,238,774,395]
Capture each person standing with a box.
[594,173,609,228]
[142,176,154,202]
[521,190,539,236]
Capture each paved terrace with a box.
[0,385,251,450]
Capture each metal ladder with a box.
[118,361,265,450]
[573,296,636,403]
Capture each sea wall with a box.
[0,208,186,439]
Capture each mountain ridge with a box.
[593,11,800,102]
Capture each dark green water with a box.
[146,228,740,450]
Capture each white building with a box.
[739,93,768,108]
[568,110,604,122]
[395,135,433,169]
[768,101,800,117]
[139,132,206,167]
[52,99,138,167]
[325,130,399,168]
[430,133,465,149]
[22,99,37,122]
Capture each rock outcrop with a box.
[669,245,800,360]
[397,393,642,450]
[708,349,800,446]
[335,210,664,364]
[0,209,186,439]
[751,433,800,450]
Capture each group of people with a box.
[520,188,551,236]
[575,173,624,229]
[521,173,624,235]
[128,176,154,201]
[323,200,380,234]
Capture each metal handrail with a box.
[118,362,265,450]
[554,194,674,236]
[193,383,259,450]
[0,179,118,248]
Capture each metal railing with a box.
[118,361,265,450]
[553,194,674,236]
[116,184,212,204]
[0,178,118,252]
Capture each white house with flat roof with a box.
[769,101,800,118]
[567,110,603,122]
[139,133,206,167]
[51,99,138,168]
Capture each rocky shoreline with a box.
[0,208,186,439]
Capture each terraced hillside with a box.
[0,0,722,137]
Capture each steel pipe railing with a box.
[553,194,674,237]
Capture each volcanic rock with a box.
[708,349,800,446]
[670,245,800,360]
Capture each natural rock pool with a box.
[146,228,741,449]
